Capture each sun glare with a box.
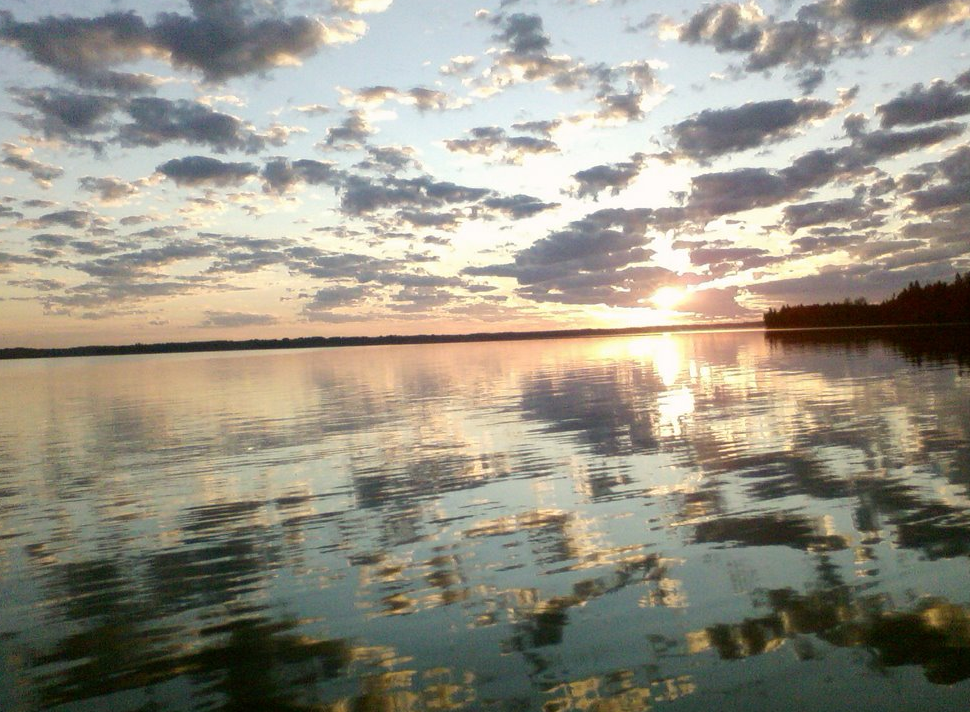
[651,286,686,311]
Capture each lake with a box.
[1,328,968,711]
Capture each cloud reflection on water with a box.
[0,329,968,710]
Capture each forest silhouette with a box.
[763,273,970,329]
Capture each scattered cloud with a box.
[0,2,366,86]
[199,310,280,328]
[2,144,63,188]
[156,155,259,187]
[566,153,646,199]
[664,97,840,162]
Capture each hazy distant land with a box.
[0,321,763,360]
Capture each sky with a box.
[0,0,968,348]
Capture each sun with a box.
[651,286,686,311]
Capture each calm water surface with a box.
[1,329,968,711]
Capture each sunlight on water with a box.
[0,329,968,711]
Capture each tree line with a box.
[763,273,970,329]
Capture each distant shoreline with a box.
[0,321,764,360]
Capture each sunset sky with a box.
[1,0,968,347]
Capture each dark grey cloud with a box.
[688,245,779,277]
[847,121,965,163]
[807,0,970,38]
[444,126,559,163]
[41,278,217,317]
[493,12,550,54]
[0,11,158,90]
[78,175,139,204]
[1,144,63,188]
[350,85,456,112]
[356,145,421,174]
[74,241,214,280]
[260,157,343,194]
[0,2,364,86]
[480,194,560,219]
[511,119,562,137]
[0,203,23,221]
[750,259,961,306]
[481,13,659,125]
[903,144,970,215]
[119,98,265,153]
[677,4,835,72]
[465,208,678,307]
[791,232,865,254]
[0,250,45,272]
[339,175,490,215]
[567,153,646,199]
[320,110,373,150]
[666,98,838,161]
[7,277,66,292]
[675,121,964,225]
[32,210,96,229]
[157,155,259,187]
[301,284,371,320]
[671,0,968,89]
[678,286,758,319]
[204,234,292,275]
[876,77,970,128]
[396,210,462,230]
[782,196,874,232]
[305,284,370,307]
[199,310,279,328]
[10,87,118,142]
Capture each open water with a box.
[1,328,968,711]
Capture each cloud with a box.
[902,143,970,216]
[78,175,140,204]
[566,153,646,199]
[0,250,45,273]
[440,55,477,76]
[511,118,562,137]
[781,196,871,231]
[294,103,331,116]
[355,145,421,174]
[675,3,835,72]
[481,194,560,219]
[260,157,344,194]
[320,110,374,150]
[119,98,266,153]
[749,260,960,306]
[465,208,678,307]
[2,144,63,188]
[665,97,838,162]
[444,126,559,163]
[478,13,661,125]
[876,76,970,128]
[74,241,214,280]
[339,174,489,215]
[678,286,757,319]
[669,1,969,82]
[0,2,366,87]
[807,0,970,39]
[10,87,118,144]
[688,245,779,277]
[345,85,461,112]
[28,210,98,230]
[674,121,964,225]
[199,310,279,328]
[156,155,259,187]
